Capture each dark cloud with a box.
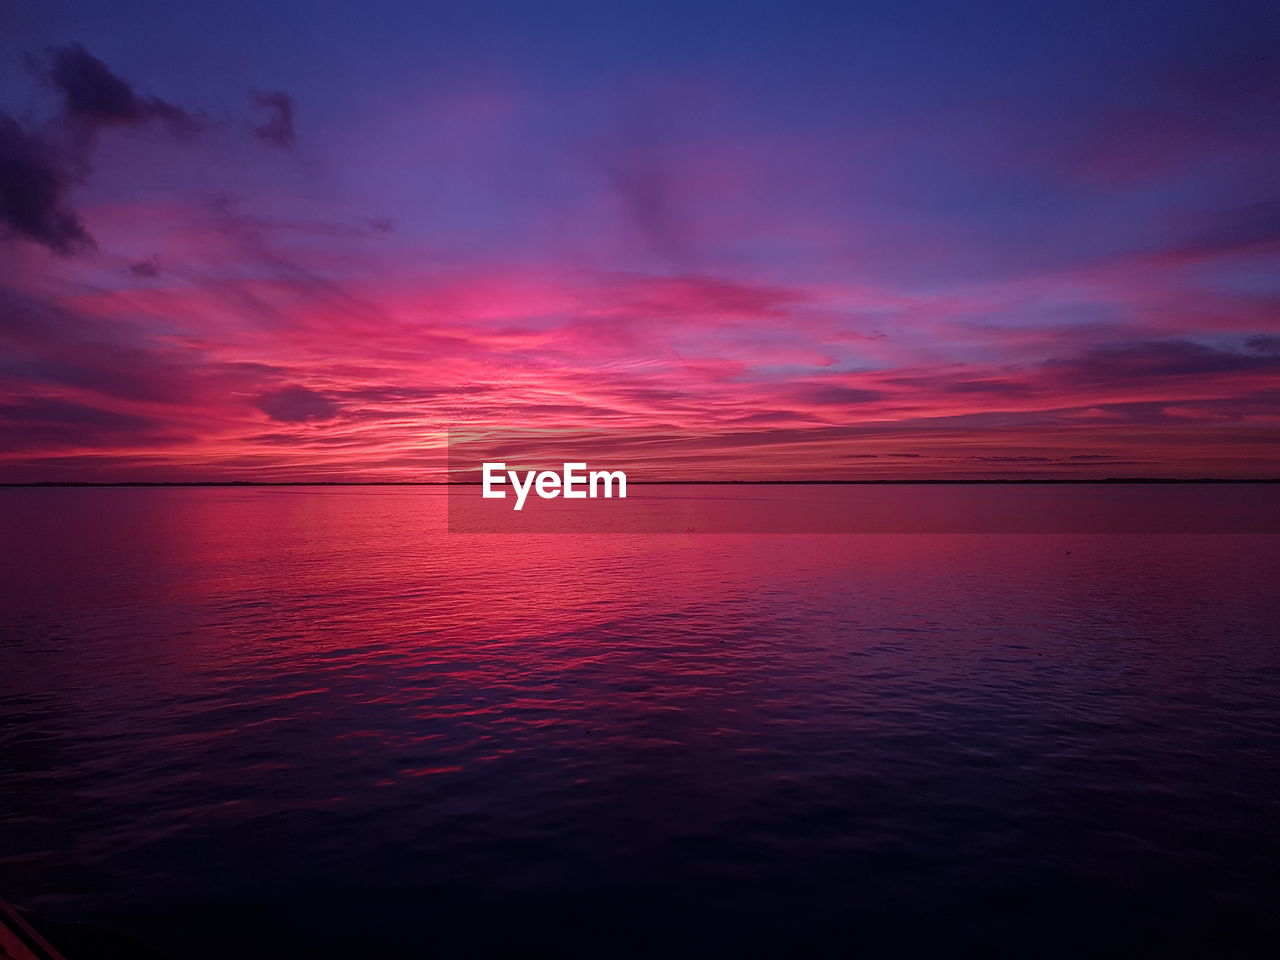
[1055,393,1280,426]
[246,431,372,447]
[129,257,161,278]
[0,287,286,417]
[337,385,492,403]
[1179,198,1280,259]
[602,148,685,264]
[965,456,1051,462]
[0,396,155,429]
[618,273,802,319]
[253,386,341,423]
[0,114,93,253]
[0,45,206,254]
[587,95,694,266]
[25,342,197,405]
[47,44,201,137]
[723,409,801,425]
[883,374,1034,397]
[943,378,1034,395]
[1045,339,1280,383]
[0,396,173,451]
[252,91,296,150]
[800,385,887,405]
[1247,335,1280,355]
[208,194,398,241]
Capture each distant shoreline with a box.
[2,479,1278,487]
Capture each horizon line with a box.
[2,478,1279,487]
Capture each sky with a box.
[1,0,1278,481]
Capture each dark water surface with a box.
[2,487,1279,958]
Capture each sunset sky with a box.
[1,0,1278,481]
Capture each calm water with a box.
[2,487,1279,958]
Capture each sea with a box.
[2,485,1278,957]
